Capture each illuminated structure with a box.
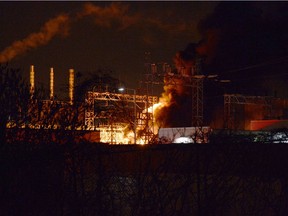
[30,65,35,96]
[143,61,205,127]
[50,67,54,99]
[20,65,288,144]
[118,87,137,144]
[69,69,74,104]
[85,91,158,144]
[25,65,160,144]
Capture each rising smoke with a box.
[196,2,288,95]
[0,3,135,63]
[0,2,192,64]
[154,44,199,128]
[154,2,288,128]
[77,2,139,30]
[2,2,287,129]
[0,14,70,63]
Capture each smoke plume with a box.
[155,2,288,128]
[0,14,70,63]
[0,2,194,63]
[196,2,288,85]
[0,2,137,63]
[78,2,140,30]
[154,76,193,128]
[154,44,199,128]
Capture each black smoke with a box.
[197,2,288,96]
[158,2,288,128]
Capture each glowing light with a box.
[174,137,194,143]
[98,124,136,144]
[158,127,211,144]
[272,132,288,143]
[147,102,163,113]
[30,65,35,95]
[50,67,54,99]
[69,69,74,104]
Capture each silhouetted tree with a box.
[0,65,31,146]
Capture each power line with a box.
[221,55,288,75]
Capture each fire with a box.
[98,124,129,144]
[97,101,167,145]
[145,101,166,135]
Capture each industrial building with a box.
[8,63,288,145]
[15,65,159,144]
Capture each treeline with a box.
[1,140,288,216]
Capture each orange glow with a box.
[69,69,74,104]
[50,67,54,99]
[0,14,70,63]
[98,125,142,144]
[30,65,35,95]
[97,101,167,144]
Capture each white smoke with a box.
[0,14,70,63]
[0,2,193,63]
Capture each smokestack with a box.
[69,68,74,104]
[50,67,54,100]
[30,65,35,96]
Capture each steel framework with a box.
[224,94,273,130]
[142,54,205,128]
[85,91,158,143]
[143,71,204,127]
[191,77,204,127]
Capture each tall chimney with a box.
[30,65,35,96]
[50,67,54,100]
[69,68,74,104]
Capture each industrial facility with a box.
[8,59,288,145]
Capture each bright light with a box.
[69,69,74,103]
[50,67,54,99]
[272,132,288,143]
[173,137,194,144]
[118,87,125,92]
[159,127,211,144]
[147,102,163,113]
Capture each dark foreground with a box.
[1,141,288,216]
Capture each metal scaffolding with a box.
[224,94,273,130]
[143,70,204,127]
[142,56,204,128]
[191,77,204,127]
[85,91,158,144]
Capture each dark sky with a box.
[198,2,288,97]
[0,1,217,99]
[1,1,288,99]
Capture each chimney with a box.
[69,68,74,104]
[30,65,35,96]
[50,67,54,100]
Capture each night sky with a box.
[0,1,216,98]
[1,2,288,99]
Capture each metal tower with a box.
[85,91,158,144]
[224,94,273,130]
